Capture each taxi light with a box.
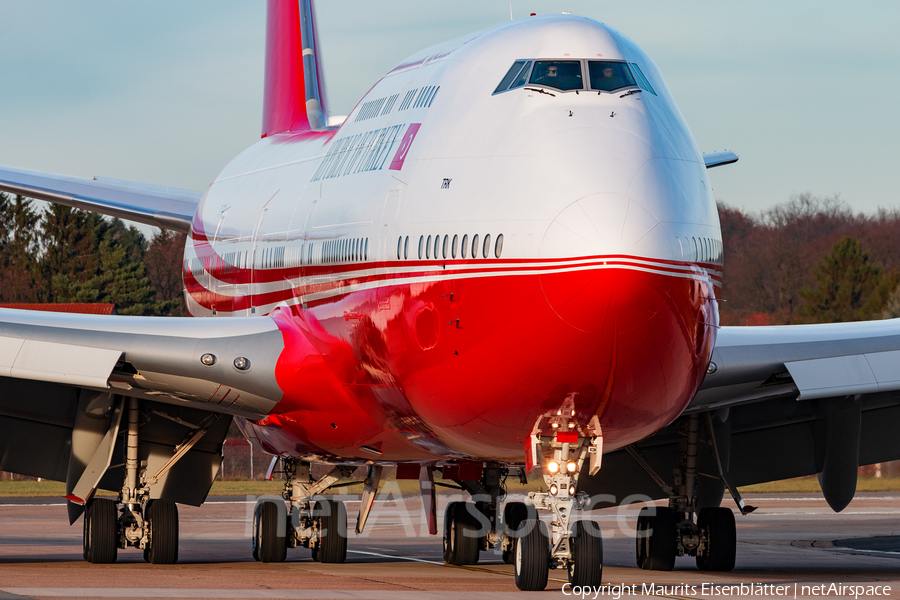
[550,484,559,495]
[547,461,560,474]
[569,485,576,496]
[566,461,577,473]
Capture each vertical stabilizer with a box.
[262,0,328,136]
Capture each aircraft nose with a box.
[538,193,671,334]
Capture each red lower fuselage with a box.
[188,252,719,463]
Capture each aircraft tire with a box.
[143,500,179,564]
[636,506,676,571]
[442,501,480,565]
[696,507,736,571]
[568,519,603,587]
[501,501,529,564]
[514,518,549,591]
[83,498,118,564]
[253,499,287,563]
[313,498,347,563]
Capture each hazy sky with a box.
[1,1,898,225]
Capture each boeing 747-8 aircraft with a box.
[1,0,898,591]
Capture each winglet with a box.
[703,150,739,169]
[262,0,328,136]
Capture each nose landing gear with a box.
[513,434,603,591]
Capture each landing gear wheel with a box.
[313,498,347,563]
[143,500,179,564]
[253,499,287,563]
[636,506,676,571]
[442,501,480,566]
[514,518,549,591]
[568,520,603,587]
[502,501,529,564]
[697,507,736,571]
[83,498,118,564]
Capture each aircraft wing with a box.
[0,307,286,419]
[0,307,292,509]
[702,150,739,169]
[692,319,900,410]
[583,319,900,512]
[0,165,200,232]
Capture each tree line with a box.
[0,193,186,315]
[719,193,900,326]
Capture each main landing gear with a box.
[632,413,738,572]
[252,458,355,563]
[512,434,603,591]
[81,398,205,564]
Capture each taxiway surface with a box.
[0,492,898,599]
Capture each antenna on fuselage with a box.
[509,4,513,20]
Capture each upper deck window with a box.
[588,61,637,92]
[529,61,583,91]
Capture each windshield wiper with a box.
[619,89,642,98]
[525,87,556,97]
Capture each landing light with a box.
[569,486,576,496]
[547,461,560,474]
[566,461,577,473]
[550,484,559,495]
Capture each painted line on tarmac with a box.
[347,550,697,600]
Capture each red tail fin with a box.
[262,0,328,136]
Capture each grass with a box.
[737,476,900,494]
[1,476,898,499]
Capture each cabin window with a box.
[483,234,491,259]
[365,238,369,261]
[529,61,583,91]
[588,61,637,92]
[461,234,468,259]
[404,236,409,259]
[419,236,424,259]
[472,234,479,259]
[433,234,440,260]
[426,235,432,259]
[397,237,402,260]
[452,234,459,258]
[495,234,504,258]
[442,235,449,259]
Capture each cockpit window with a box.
[629,63,657,95]
[493,60,533,94]
[529,61,583,91]
[588,61,637,92]
[494,60,527,94]
[510,61,532,89]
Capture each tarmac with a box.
[0,491,898,599]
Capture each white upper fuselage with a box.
[185,14,721,317]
